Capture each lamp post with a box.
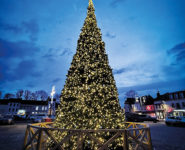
[50,86,56,116]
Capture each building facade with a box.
[154,90,185,120]
[0,98,57,116]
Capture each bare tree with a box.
[31,91,40,100]
[24,90,32,100]
[54,93,61,102]
[4,93,15,99]
[125,90,137,98]
[16,89,24,99]
[38,90,48,101]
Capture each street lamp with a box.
[49,86,56,116]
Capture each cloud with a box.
[0,20,22,34]
[168,42,185,63]
[110,0,125,8]
[113,68,126,74]
[0,38,39,58]
[22,19,39,42]
[60,48,73,56]
[0,19,39,42]
[0,38,42,85]
[118,78,185,98]
[0,59,42,85]
[52,78,61,84]
[105,32,116,39]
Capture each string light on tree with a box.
[50,0,125,149]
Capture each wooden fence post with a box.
[123,130,128,150]
[147,128,153,150]
[23,126,29,149]
[37,129,43,150]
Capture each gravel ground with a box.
[0,122,184,150]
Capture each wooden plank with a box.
[98,132,122,150]
[147,128,153,150]
[53,131,78,150]
[123,130,129,150]
[134,130,146,150]
[25,129,40,150]
[23,126,29,148]
[77,133,84,150]
[86,133,103,146]
[36,129,43,150]
[44,129,64,150]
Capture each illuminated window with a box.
[36,106,39,111]
[42,106,44,111]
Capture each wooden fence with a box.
[23,122,152,150]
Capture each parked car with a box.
[126,113,158,123]
[0,115,14,125]
[32,114,48,123]
[165,109,185,126]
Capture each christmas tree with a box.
[52,0,125,149]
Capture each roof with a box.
[0,98,48,105]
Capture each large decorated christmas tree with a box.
[52,0,125,149]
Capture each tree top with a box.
[89,0,94,8]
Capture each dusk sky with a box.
[0,0,185,106]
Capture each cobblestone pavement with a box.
[0,122,184,150]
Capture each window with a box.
[171,103,175,108]
[36,106,39,111]
[13,103,15,107]
[180,93,184,99]
[12,108,14,112]
[174,94,178,99]
[169,94,173,100]
[9,108,11,112]
[42,106,44,111]
[176,103,181,109]
[182,102,185,107]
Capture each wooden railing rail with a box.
[23,122,153,150]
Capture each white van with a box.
[165,109,185,126]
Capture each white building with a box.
[154,90,185,120]
[0,98,57,116]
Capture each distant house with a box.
[154,90,185,120]
[0,98,59,116]
[124,95,156,117]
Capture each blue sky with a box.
[0,0,185,105]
